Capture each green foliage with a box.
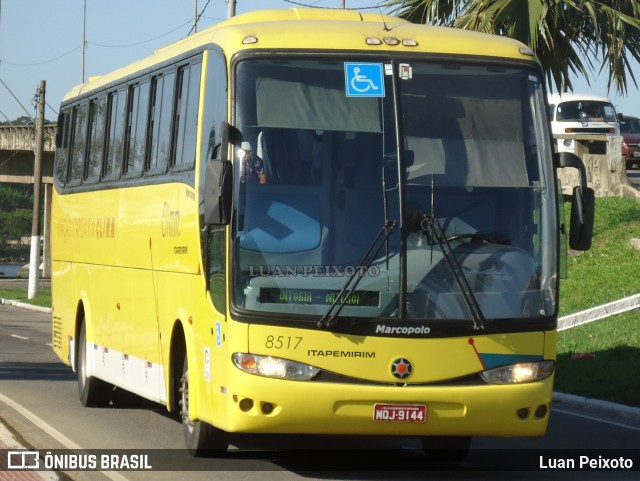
[0,116,34,126]
[0,184,34,244]
[0,209,32,240]
[0,183,33,209]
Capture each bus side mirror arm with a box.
[555,152,595,251]
[219,120,243,163]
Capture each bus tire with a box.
[179,353,228,455]
[77,320,112,407]
[420,435,471,464]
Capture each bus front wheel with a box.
[179,353,228,455]
[77,321,112,407]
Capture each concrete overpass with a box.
[0,124,56,183]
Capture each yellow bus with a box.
[52,8,594,458]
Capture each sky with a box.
[0,0,638,123]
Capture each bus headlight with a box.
[480,361,554,384]
[232,353,320,381]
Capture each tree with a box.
[0,184,34,245]
[0,116,34,126]
[385,0,640,95]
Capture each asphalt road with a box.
[0,303,639,481]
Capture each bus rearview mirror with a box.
[204,160,233,225]
[555,152,595,251]
[569,185,594,251]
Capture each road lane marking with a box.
[0,392,130,481]
[11,335,29,340]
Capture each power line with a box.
[89,19,193,48]
[0,108,23,133]
[283,0,323,7]
[45,100,58,117]
[199,15,226,22]
[0,45,82,67]
[0,76,35,121]
[0,17,193,67]
[188,0,212,36]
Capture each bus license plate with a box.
[634,151,640,158]
[373,404,427,423]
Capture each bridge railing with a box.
[0,124,57,152]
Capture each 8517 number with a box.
[265,335,303,350]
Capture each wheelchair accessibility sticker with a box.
[344,62,385,97]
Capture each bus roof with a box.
[62,8,537,103]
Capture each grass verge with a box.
[555,310,640,406]
[0,287,51,308]
[555,196,640,406]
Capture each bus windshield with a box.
[231,57,557,325]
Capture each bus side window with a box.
[54,109,72,185]
[104,89,127,180]
[69,103,89,184]
[147,71,175,174]
[86,96,107,183]
[172,62,202,170]
[125,81,150,177]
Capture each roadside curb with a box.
[621,182,640,201]
[553,392,640,421]
[0,298,52,314]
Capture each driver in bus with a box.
[239,141,267,184]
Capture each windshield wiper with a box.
[424,215,486,330]
[318,220,397,329]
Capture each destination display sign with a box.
[259,288,380,307]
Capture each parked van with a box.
[547,93,619,154]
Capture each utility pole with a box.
[228,0,236,19]
[28,80,45,300]
[82,0,86,82]
[194,0,198,33]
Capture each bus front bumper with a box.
[216,372,553,437]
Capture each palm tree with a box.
[384,0,640,95]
